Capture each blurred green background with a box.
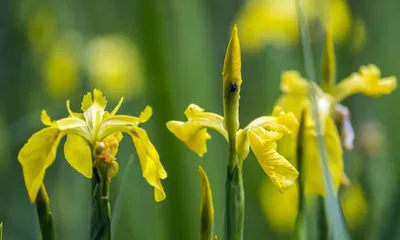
[1,0,400,239]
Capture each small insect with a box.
[229,83,238,93]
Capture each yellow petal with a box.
[18,127,64,202]
[81,91,93,112]
[93,89,107,109]
[260,180,298,232]
[304,117,343,195]
[247,127,298,192]
[52,117,91,142]
[167,104,227,157]
[334,64,397,102]
[199,166,214,239]
[280,71,309,94]
[110,97,124,116]
[236,129,250,164]
[130,127,167,202]
[167,121,211,157]
[41,110,52,126]
[64,134,92,178]
[183,104,227,140]
[139,106,152,123]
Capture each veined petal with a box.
[64,134,92,178]
[281,71,309,94]
[82,89,108,131]
[18,127,64,202]
[167,121,211,157]
[53,117,91,142]
[129,127,167,202]
[334,64,397,102]
[247,127,298,193]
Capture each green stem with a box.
[90,167,111,240]
[36,184,55,240]
[294,111,306,240]
[224,144,245,240]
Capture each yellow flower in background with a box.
[235,0,363,51]
[341,183,368,230]
[167,26,299,192]
[18,89,166,202]
[44,31,81,99]
[259,180,367,232]
[86,35,144,100]
[260,180,298,231]
[275,61,396,195]
[27,7,58,56]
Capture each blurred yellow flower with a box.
[167,26,299,192]
[260,180,298,231]
[260,180,367,232]
[44,33,80,99]
[86,35,144,100]
[276,63,396,195]
[27,7,57,56]
[235,0,360,51]
[18,89,166,203]
[341,183,368,230]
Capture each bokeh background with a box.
[1,0,400,239]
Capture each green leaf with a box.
[295,1,349,239]
[0,222,3,240]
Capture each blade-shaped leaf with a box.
[295,1,349,239]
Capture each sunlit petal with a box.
[334,64,397,102]
[129,127,167,202]
[247,127,298,193]
[18,127,64,202]
[64,134,92,178]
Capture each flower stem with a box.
[224,143,245,240]
[35,184,55,240]
[90,167,111,240]
[294,111,306,240]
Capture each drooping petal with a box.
[18,127,64,202]
[166,121,211,157]
[64,134,92,178]
[167,104,227,157]
[334,64,397,102]
[129,127,167,202]
[247,127,298,193]
[183,105,227,139]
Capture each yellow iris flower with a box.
[235,0,361,51]
[275,64,396,195]
[167,25,299,192]
[18,89,166,203]
[167,105,299,193]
